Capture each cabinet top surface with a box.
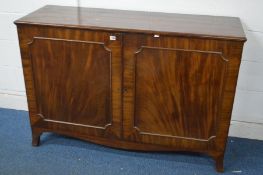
[15,5,246,41]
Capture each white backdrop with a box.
[0,0,263,140]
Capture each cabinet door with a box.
[20,27,122,139]
[123,34,228,149]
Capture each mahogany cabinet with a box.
[15,5,246,172]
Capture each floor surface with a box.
[0,108,262,175]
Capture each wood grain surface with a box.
[134,47,227,140]
[29,37,112,128]
[15,5,246,41]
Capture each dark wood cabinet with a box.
[15,5,246,172]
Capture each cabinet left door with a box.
[17,26,123,140]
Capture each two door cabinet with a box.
[15,5,247,172]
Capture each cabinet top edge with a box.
[14,5,247,42]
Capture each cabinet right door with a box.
[122,33,241,150]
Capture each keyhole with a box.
[123,88,128,93]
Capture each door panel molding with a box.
[131,46,228,141]
[134,46,228,62]
[28,37,112,131]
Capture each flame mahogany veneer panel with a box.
[134,47,227,140]
[29,38,111,127]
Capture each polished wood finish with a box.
[15,5,246,172]
[30,38,112,127]
[133,46,226,140]
[16,26,123,139]
[15,5,246,41]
